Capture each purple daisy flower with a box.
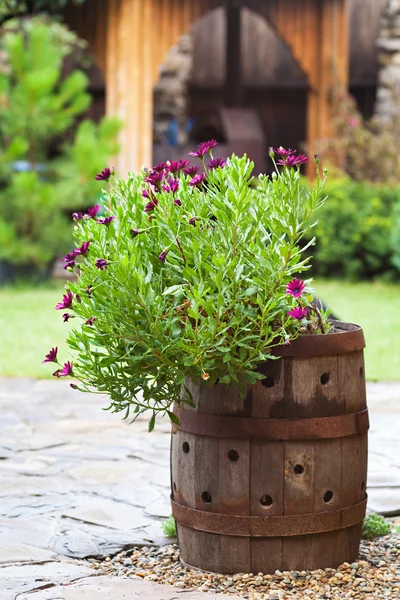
[144,199,159,212]
[62,313,72,322]
[189,216,198,226]
[145,170,165,189]
[183,166,200,177]
[95,167,113,181]
[207,157,226,170]
[189,173,206,188]
[288,306,308,320]
[174,199,182,206]
[167,159,191,174]
[87,204,101,219]
[55,291,73,311]
[95,259,108,270]
[152,162,169,173]
[189,139,218,158]
[158,250,168,262]
[64,260,76,270]
[43,347,58,364]
[54,361,73,378]
[275,147,297,157]
[277,154,309,167]
[286,279,306,299]
[72,212,84,221]
[78,241,91,255]
[162,178,180,194]
[85,317,96,326]
[97,216,115,226]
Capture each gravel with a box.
[89,525,400,599]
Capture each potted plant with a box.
[44,144,368,574]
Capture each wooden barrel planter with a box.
[171,322,368,574]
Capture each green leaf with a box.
[167,411,180,425]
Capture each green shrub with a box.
[362,513,391,539]
[0,18,121,271]
[305,175,400,280]
[162,516,177,538]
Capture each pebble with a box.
[89,525,400,599]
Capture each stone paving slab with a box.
[15,575,242,600]
[0,378,399,599]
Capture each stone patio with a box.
[0,378,399,599]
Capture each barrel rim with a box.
[272,321,365,357]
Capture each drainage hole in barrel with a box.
[228,449,239,462]
[320,373,330,385]
[360,367,364,377]
[294,464,304,475]
[182,442,190,454]
[323,490,334,503]
[262,376,275,388]
[173,482,177,492]
[260,495,273,508]
[202,492,212,504]
[361,480,365,491]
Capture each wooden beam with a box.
[225,0,243,107]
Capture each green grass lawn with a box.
[0,280,399,380]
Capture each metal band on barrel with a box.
[173,408,369,440]
[171,498,367,537]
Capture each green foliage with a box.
[0,18,121,269]
[362,513,391,540]
[0,0,85,23]
[304,175,400,280]
[50,154,327,426]
[162,515,177,538]
[55,118,122,211]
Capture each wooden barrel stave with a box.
[172,324,368,574]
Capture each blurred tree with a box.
[0,18,121,274]
[0,1,86,25]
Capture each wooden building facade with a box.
[63,0,387,175]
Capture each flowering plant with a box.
[45,144,329,429]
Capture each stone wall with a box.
[153,34,193,147]
[376,0,400,121]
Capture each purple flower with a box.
[95,259,108,270]
[142,189,153,199]
[189,173,206,188]
[174,199,182,206]
[286,279,306,299]
[85,317,96,326]
[162,178,180,194]
[275,147,297,157]
[158,250,168,262]
[62,251,77,263]
[55,291,73,311]
[145,170,165,189]
[72,212,84,221]
[189,216,198,226]
[277,154,309,167]
[97,216,115,226]
[207,157,226,170]
[130,229,141,238]
[167,160,191,174]
[54,361,73,378]
[95,167,113,181]
[64,260,76,270]
[78,241,91,255]
[288,306,308,320]
[87,204,101,219]
[183,166,200,177]
[85,286,93,297]
[63,313,72,322]
[189,140,218,158]
[144,198,159,212]
[43,347,58,364]
[152,162,169,172]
